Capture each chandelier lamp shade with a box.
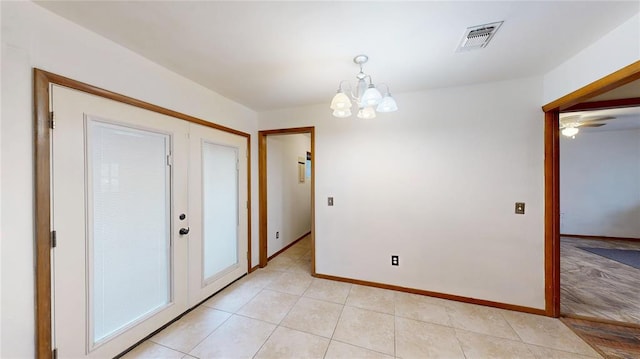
[330,55,398,118]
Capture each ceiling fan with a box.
[559,115,615,138]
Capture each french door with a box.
[51,85,247,358]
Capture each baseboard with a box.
[313,272,547,316]
[561,234,640,242]
[249,264,259,273]
[562,313,640,329]
[267,231,311,261]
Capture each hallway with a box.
[124,236,601,358]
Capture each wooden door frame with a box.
[542,60,640,317]
[33,69,253,358]
[258,127,315,273]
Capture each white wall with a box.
[260,76,546,309]
[543,13,640,104]
[560,129,640,238]
[0,2,259,357]
[266,134,311,257]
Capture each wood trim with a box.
[542,61,640,112]
[35,70,250,138]
[34,69,53,359]
[246,137,252,272]
[258,127,315,273]
[562,314,640,330]
[267,231,311,261]
[544,110,561,317]
[561,234,640,242]
[543,61,640,320]
[249,265,259,273]
[563,97,640,112]
[34,68,253,358]
[258,132,268,267]
[313,273,547,316]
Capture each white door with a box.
[187,123,248,305]
[50,85,246,357]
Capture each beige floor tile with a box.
[181,355,197,359]
[236,269,284,289]
[280,297,343,338]
[254,326,330,359]
[455,329,536,359]
[236,289,299,324]
[395,292,451,326]
[303,278,352,304]
[332,306,395,355]
[526,344,603,358]
[501,311,601,356]
[395,317,465,359]
[287,259,312,274]
[324,341,394,359]
[121,341,184,359]
[189,315,275,359]
[266,255,297,271]
[345,284,395,314]
[150,307,230,352]
[266,271,313,295]
[446,302,520,340]
[201,281,262,313]
[279,245,308,260]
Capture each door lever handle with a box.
[179,227,190,235]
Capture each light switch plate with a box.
[328,197,334,206]
[515,202,525,214]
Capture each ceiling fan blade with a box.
[580,123,606,128]
[579,116,615,125]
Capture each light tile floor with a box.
[124,236,602,359]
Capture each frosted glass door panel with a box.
[202,142,238,282]
[88,120,171,344]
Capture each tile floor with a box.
[561,236,640,324]
[124,236,602,358]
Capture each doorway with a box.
[542,61,640,318]
[34,70,252,358]
[258,127,315,273]
[558,101,640,325]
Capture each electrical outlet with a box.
[276,231,279,239]
[515,202,525,214]
[391,255,399,266]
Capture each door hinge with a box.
[49,111,55,129]
[52,348,58,359]
[51,230,57,248]
[166,154,173,166]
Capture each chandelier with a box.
[330,55,398,119]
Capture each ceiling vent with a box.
[456,21,503,52]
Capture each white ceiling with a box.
[35,1,638,111]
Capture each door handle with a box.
[179,227,190,235]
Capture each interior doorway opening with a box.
[542,61,640,319]
[258,127,315,273]
[558,99,640,326]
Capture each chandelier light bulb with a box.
[330,92,352,110]
[561,127,579,138]
[357,107,376,119]
[376,94,398,112]
[332,108,352,118]
[360,84,383,107]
